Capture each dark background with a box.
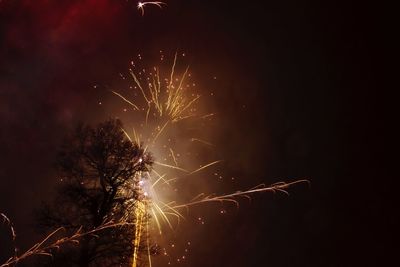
[0,0,393,266]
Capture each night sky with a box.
[0,0,393,266]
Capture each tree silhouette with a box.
[37,119,153,267]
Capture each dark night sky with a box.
[0,0,394,266]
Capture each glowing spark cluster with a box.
[113,52,199,125]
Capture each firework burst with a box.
[110,52,309,266]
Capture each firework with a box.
[0,52,308,267]
[137,1,166,16]
[110,52,309,267]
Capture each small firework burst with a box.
[137,1,166,16]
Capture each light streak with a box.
[191,138,214,146]
[1,213,17,260]
[154,161,188,173]
[152,121,169,144]
[146,219,152,267]
[169,148,178,166]
[200,113,215,119]
[132,202,145,267]
[189,160,222,175]
[111,90,140,110]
